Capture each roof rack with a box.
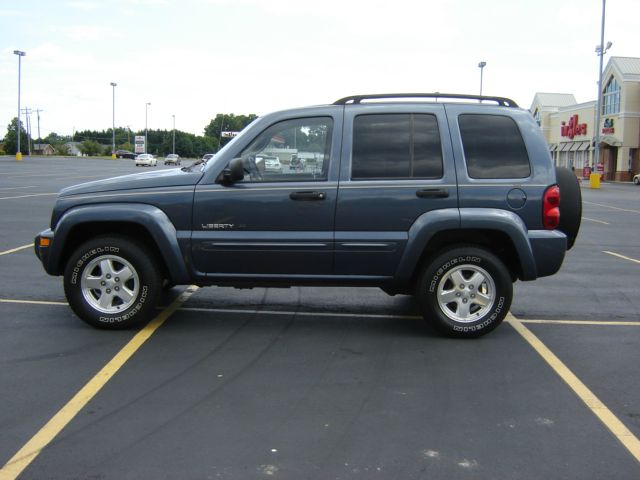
[333,93,519,108]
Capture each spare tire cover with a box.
[555,167,582,250]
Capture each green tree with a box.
[3,117,31,154]
[79,140,102,156]
[204,113,257,149]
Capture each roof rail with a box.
[333,93,519,108]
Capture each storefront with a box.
[530,56,640,181]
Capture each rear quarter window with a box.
[458,114,531,179]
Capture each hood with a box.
[59,167,204,197]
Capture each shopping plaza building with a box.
[530,56,640,181]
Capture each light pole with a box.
[594,0,611,171]
[145,102,151,154]
[478,61,487,98]
[13,50,26,161]
[172,114,176,155]
[110,82,117,158]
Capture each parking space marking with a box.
[604,251,640,265]
[583,201,640,214]
[0,193,57,201]
[520,319,640,326]
[0,299,68,306]
[507,313,640,463]
[582,216,610,225]
[0,245,32,256]
[0,186,38,191]
[0,286,199,480]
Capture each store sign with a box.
[602,118,615,135]
[134,135,145,154]
[221,131,239,138]
[560,115,587,139]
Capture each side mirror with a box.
[220,157,245,184]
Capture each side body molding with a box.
[47,203,190,283]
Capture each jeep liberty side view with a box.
[35,93,582,337]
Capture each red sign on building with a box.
[560,115,587,139]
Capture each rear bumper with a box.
[528,230,567,279]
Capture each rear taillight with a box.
[543,185,560,230]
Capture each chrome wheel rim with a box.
[436,265,496,323]
[80,255,139,314]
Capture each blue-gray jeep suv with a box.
[35,93,581,337]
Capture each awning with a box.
[548,144,557,152]
[577,142,590,151]
[569,142,582,152]
[558,143,571,152]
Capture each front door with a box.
[192,116,339,276]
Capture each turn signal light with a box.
[543,185,560,230]
[39,237,50,247]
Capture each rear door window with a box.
[458,114,531,179]
[352,114,443,180]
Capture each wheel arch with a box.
[392,208,537,293]
[49,203,190,284]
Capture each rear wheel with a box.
[418,246,512,338]
[63,236,162,329]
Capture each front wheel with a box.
[63,236,162,329]
[417,247,513,338]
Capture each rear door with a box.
[335,104,457,276]
[191,112,342,276]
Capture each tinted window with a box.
[352,114,443,180]
[459,114,531,179]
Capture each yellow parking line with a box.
[507,313,640,463]
[520,319,640,326]
[0,244,32,256]
[0,286,199,480]
[0,299,68,306]
[604,251,640,265]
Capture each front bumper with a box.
[34,229,55,274]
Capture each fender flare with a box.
[48,203,190,283]
[393,208,538,289]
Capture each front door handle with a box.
[416,188,449,199]
[290,191,326,201]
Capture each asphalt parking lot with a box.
[0,156,639,479]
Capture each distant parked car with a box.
[634,173,640,185]
[135,154,157,167]
[114,149,136,159]
[257,155,282,173]
[164,154,181,165]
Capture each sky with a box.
[1,0,638,139]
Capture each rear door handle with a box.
[290,191,326,201]
[416,188,449,198]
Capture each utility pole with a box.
[36,108,43,142]
[22,107,32,155]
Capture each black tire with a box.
[63,236,162,329]
[555,167,582,250]
[634,177,639,185]
[417,246,513,338]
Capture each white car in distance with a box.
[135,154,157,167]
